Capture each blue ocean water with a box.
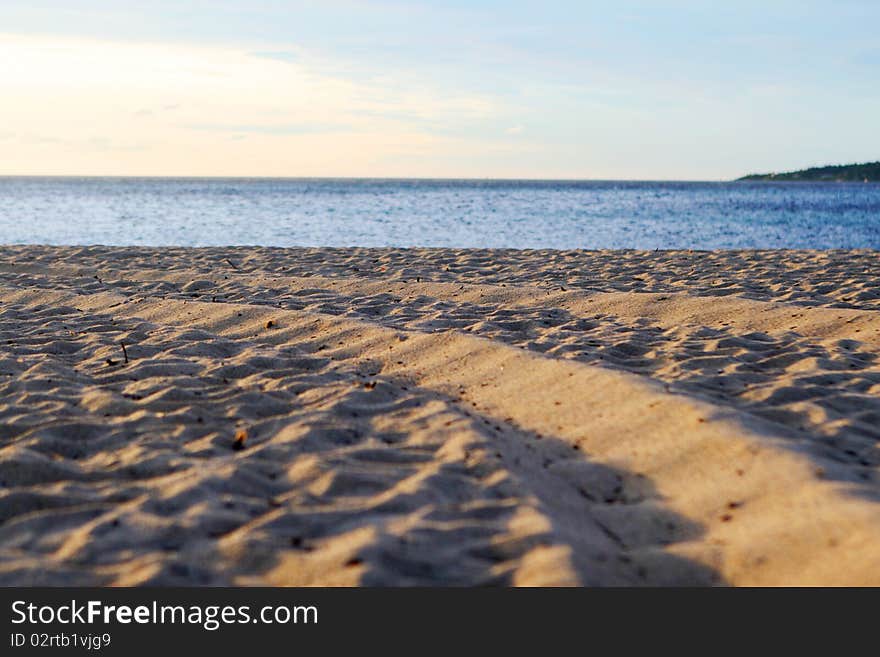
[0,177,878,249]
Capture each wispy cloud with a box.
[0,33,512,176]
[188,122,347,135]
[250,50,299,64]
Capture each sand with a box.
[0,246,878,586]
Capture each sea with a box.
[1,177,878,250]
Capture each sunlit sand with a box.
[1,246,878,585]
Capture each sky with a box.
[1,1,878,179]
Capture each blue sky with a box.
[1,1,878,178]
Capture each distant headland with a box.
[738,161,880,182]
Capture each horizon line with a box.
[2,174,877,185]
[0,174,752,184]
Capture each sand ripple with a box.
[0,246,879,585]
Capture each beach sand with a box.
[0,246,878,586]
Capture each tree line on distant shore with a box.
[738,161,880,182]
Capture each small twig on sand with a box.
[226,258,240,270]
[120,341,129,364]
